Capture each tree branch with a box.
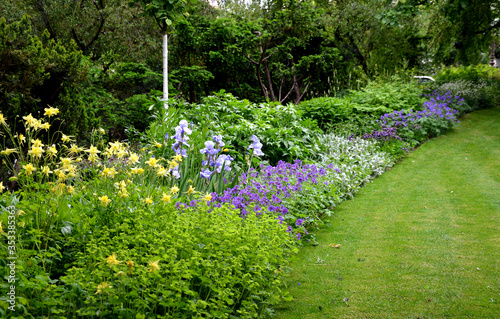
[36,0,57,40]
[71,28,87,52]
[245,54,259,65]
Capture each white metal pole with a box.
[163,33,169,108]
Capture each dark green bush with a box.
[0,15,87,141]
[104,62,162,99]
[297,97,355,130]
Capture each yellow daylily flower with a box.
[0,182,5,192]
[144,197,153,205]
[61,134,73,143]
[106,254,122,266]
[148,260,160,273]
[170,185,180,194]
[116,149,127,159]
[23,114,37,127]
[157,166,168,177]
[145,157,158,167]
[18,134,26,144]
[108,141,123,154]
[41,166,52,176]
[201,193,212,202]
[32,119,43,130]
[1,149,18,156]
[23,163,36,175]
[44,107,60,117]
[161,193,171,204]
[40,122,51,131]
[114,180,127,191]
[130,167,144,175]
[96,282,112,294]
[28,146,44,158]
[119,190,129,198]
[128,153,139,165]
[153,141,162,148]
[99,195,111,207]
[186,185,196,196]
[65,164,77,178]
[98,128,105,134]
[101,167,117,178]
[173,154,183,162]
[32,139,44,148]
[168,160,178,170]
[86,145,100,156]
[60,157,73,169]
[47,145,57,158]
[0,113,7,127]
[69,144,83,155]
[56,171,66,182]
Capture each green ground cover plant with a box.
[274,106,500,318]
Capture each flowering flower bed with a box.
[0,84,472,317]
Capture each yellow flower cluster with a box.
[22,114,50,131]
[114,180,129,198]
[102,254,159,281]
[105,141,128,159]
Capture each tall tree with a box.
[427,0,500,65]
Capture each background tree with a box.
[426,0,500,65]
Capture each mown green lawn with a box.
[275,107,500,319]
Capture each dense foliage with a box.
[1,0,500,317]
[1,68,498,316]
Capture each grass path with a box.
[275,107,500,319]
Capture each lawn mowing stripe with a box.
[275,107,500,319]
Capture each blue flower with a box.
[215,154,233,173]
[200,168,213,179]
[212,135,225,148]
[200,140,219,156]
[248,135,265,156]
[178,119,192,135]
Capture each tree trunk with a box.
[263,60,276,102]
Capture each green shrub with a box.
[348,77,426,115]
[147,91,323,167]
[297,97,355,130]
[58,204,296,318]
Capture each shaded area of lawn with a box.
[275,107,500,319]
